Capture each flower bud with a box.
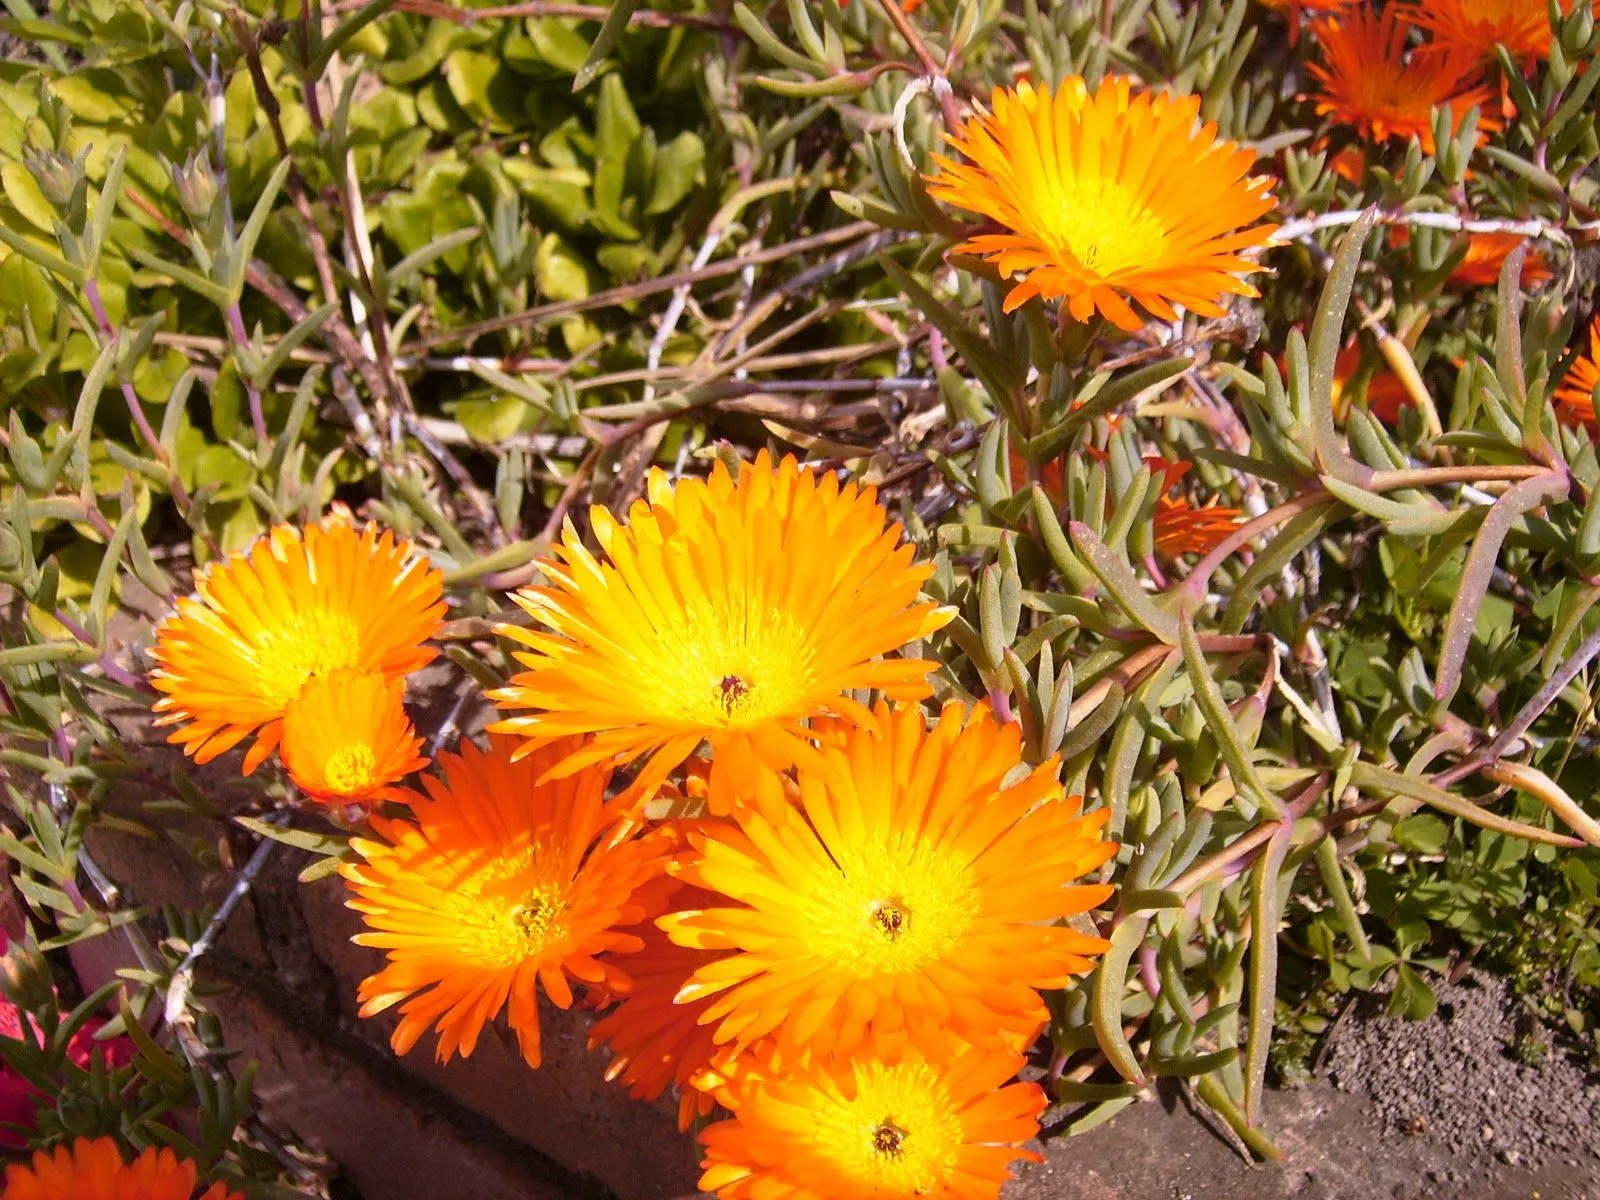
[170,152,218,224]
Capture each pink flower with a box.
[0,996,134,1149]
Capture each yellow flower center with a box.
[437,846,571,969]
[323,742,377,796]
[638,606,815,731]
[513,883,568,949]
[812,1062,963,1192]
[1044,176,1169,278]
[799,840,976,977]
[253,608,363,710]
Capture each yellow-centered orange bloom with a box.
[1555,314,1600,429]
[489,452,953,817]
[1399,0,1576,62]
[150,515,445,773]
[1149,458,1244,560]
[2,1137,242,1200]
[662,701,1116,1058]
[697,1039,1046,1200]
[926,76,1277,331]
[280,668,428,806]
[1308,9,1495,151]
[589,877,739,1130]
[342,736,669,1068]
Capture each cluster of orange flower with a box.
[150,453,1118,1199]
[2,1137,241,1200]
[148,519,444,809]
[135,37,1600,1197]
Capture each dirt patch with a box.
[1323,971,1600,1178]
[1012,971,1600,1200]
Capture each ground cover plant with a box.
[0,0,1599,1196]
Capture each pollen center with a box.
[812,1062,961,1191]
[642,605,817,731]
[871,898,909,941]
[438,842,571,969]
[799,841,976,977]
[871,1120,908,1158]
[513,884,568,950]
[1046,176,1169,277]
[253,608,363,710]
[323,742,377,795]
[716,674,752,714]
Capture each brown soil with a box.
[1020,972,1600,1200]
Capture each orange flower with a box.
[489,452,952,818]
[1149,458,1244,560]
[1308,8,1495,151]
[149,514,444,773]
[1447,233,1553,290]
[342,736,669,1068]
[1398,0,1579,63]
[2,1137,241,1200]
[1555,314,1600,429]
[589,877,739,1130]
[280,668,428,806]
[662,700,1115,1059]
[697,1038,1045,1200]
[926,75,1277,331]
[1258,0,1358,46]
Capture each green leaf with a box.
[1069,521,1179,644]
[645,132,705,216]
[1309,210,1377,485]
[230,157,292,302]
[1179,611,1281,818]
[234,816,349,858]
[2,161,55,232]
[312,0,398,76]
[573,0,641,92]
[1435,471,1566,703]
[1091,915,1150,1084]
[1387,962,1438,1021]
[534,232,592,302]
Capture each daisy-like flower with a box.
[2,1137,242,1200]
[342,736,670,1068]
[1446,233,1553,290]
[150,514,445,773]
[1555,314,1600,429]
[925,75,1277,331]
[488,452,953,817]
[697,1039,1046,1200]
[280,668,428,807]
[1308,8,1495,151]
[663,701,1116,1058]
[1149,458,1244,560]
[1398,0,1574,63]
[589,877,740,1129]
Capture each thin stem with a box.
[163,812,287,1033]
[1275,207,1599,246]
[412,222,893,351]
[1182,490,1332,602]
[224,305,271,443]
[1434,621,1600,787]
[872,0,962,129]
